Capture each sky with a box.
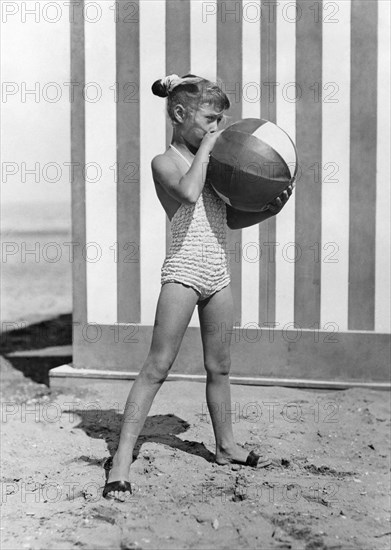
[1,1,71,208]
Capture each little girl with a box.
[103,74,293,501]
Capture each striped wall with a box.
[71,0,390,382]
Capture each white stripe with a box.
[85,1,117,324]
[140,0,166,325]
[275,0,296,328]
[188,0,217,327]
[375,0,391,332]
[320,0,350,331]
[190,0,217,81]
[241,1,261,327]
[252,122,297,178]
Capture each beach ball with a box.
[207,118,298,212]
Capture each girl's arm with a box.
[226,184,294,229]
[151,131,223,205]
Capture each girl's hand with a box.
[201,129,224,154]
[261,183,294,214]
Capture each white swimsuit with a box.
[160,144,231,302]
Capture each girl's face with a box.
[181,103,224,148]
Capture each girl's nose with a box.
[210,121,218,132]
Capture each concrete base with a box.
[49,364,391,391]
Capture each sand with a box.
[1,226,390,549]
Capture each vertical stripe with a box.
[216,0,243,325]
[275,0,296,329]
[260,0,277,121]
[85,0,117,324]
[321,0,350,331]
[165,0,191,259]
[117,0,140,323]
[294,0,322,328]
[375,0,391,332]
[241,1,261,328]
[140,0,166,325]
[348,0,377,330]
[189,0,217,328]
[190,0,217,80]
[70,0,87,327]
[165,0,197,327]
[258,0,277,326]
[166,0,191,132]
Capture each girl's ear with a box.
[173,104,186,124]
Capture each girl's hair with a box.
[151,74,230,123]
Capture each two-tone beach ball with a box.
[207,118,298,212]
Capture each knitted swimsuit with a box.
[160,144,231,301]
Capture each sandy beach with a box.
[1,220,390,549]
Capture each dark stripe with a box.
[165,0,191,253]
[165,0,190,134]
[70,0,87,348]
[260,0,277,123]
[348,0,377,330]
[116,0,140,323]
[259,0,277,326]
[294,0,322,328]
[217,0,243,324]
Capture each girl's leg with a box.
[105,283,199,499]
[198,285,255,464]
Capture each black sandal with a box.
[216,450,272,468]
[102,457,132,500]
[244,450,272,468]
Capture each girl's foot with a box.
[102,456,132,502]
[215,443,272,468]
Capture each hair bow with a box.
[161,74,184,94]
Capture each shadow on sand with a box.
[0,313,73,385]
[68,407,215,465]
[0,313,215,464]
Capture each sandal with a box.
[102,456,132,500]
[217,450,272,468]
[243,450,272,468]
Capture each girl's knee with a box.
[204,356,231,377]
[141,354,173,384]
